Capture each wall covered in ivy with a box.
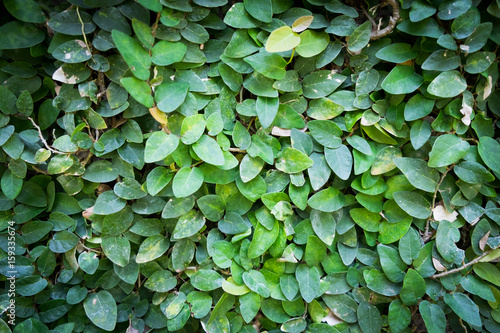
[0,0,500,332]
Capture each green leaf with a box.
[308,120,343,148]
[371,146,402,175]
[454,161,494,184]
[428,134,469,168]
[465,51,495,74]
[377,244,407,283]
[113,178,146,200]
[82,160,118,182]
[146,166,173,196]
[244,0,272,23]
[0,21,45,49]
[53,40,92,64]
[399,228,422,265]
[443,293,481,327]
[397,17,444,38]
[180,114,205,145]
[478,137,500,174]
[136,235,170,263]
[302,71,346,99]
[400,269,426,305]
[421,49,461,71]
[393,191,431,219]
[233,121,251,150]
[281,318,307,333]
[322,294,358,323]
[404,94,435,121]
[436,220,461,263]
[350,208,380,232]
[473,263,500,286]
[222,277,250,295]
[248,220,279,258]
[173,210,206,239]
[451,9,480,39]
[144,131,179,163]
[276,147,313,174]
[410,120,432,150]
[375,43,418,63]
[144,270,177,292]
[394,157,439,192]
[280,274,299,301]
[357,301,382,333]
[152,41,187,66]
[111,30,150,80]
[240,292,261,323]
[256,96,279,129]
[243,270,270,297]
[224,3,261,28]
[1,169,22,200]
[187,291,212,319]
[296,30,330,58]
[428,70,467,98]
[172,167,204,198]
[78,252,99,275]
[84,291,117,331]
[419,301,446,333]
[381,65,424,94]
[191,269,224,291]
[307,97,344,120]
[244,52,286,80]
[348,21,371,52]
[324,145,352,180]
[93,191,126,215]
[310,209,336,246]
[4,0,45,23]
[155,82,190,113]
[101,236,130,267]
[120,77,153,108]
[308,187,344,213]
[388,300,411,333]
[296,264,320,303]
[265,26,300,53]
[102,206,134,236]
[49,231,79,253]
[192,135,224,166]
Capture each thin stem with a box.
[362,6,377,28]
[370,0,400,40]
[246,117,255,131]
[80,242,102,254]
[27,116,66,154]
[76,7,91,55]
[286,48,295,65]
[228,147,246,153]
[423,165,452,242]
[431,246,499,279]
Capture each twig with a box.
[431,246,499,279]
[27,117,66,154]
[81,151,93,166]
[228,147,246,153]
[423,165,452,242]
[362,6,377,28]
[32,165,50,175]
[76,7,92,56]
[370,0,400,40]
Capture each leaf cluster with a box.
[0,0,499,332]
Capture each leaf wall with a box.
[0,0,499,332]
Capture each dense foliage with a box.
[0,0,500,332]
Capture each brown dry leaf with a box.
[432,257,446,272]
[479,231,490,251]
